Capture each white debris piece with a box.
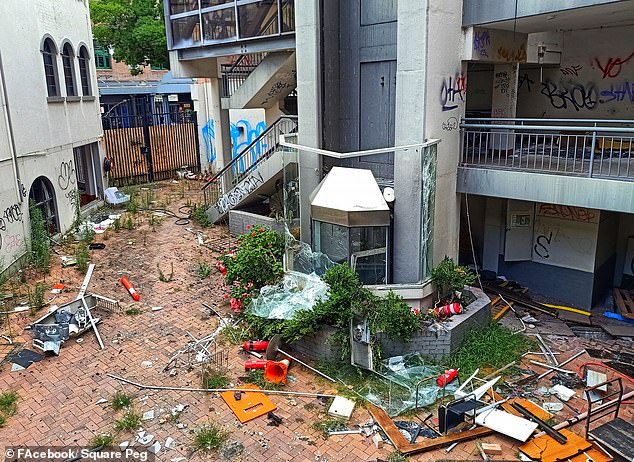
[143,410,155,421]
[147,441,161,454]
[165,437,176,449]
[119,441,129,450]
[550,384,576,401]
[151,306,163,311]
[141,360,153,368]
[96,398,108,405]
[137,434,154,445]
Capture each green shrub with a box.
[196,261,212,279]
[29,203,51,272]
[90,433,114,449]
[114,410,141,432]
[191,204,212,228]
[29,283,46,314]
[0,391,18,416]
[75,244,90,274]
[431,256,477,302]
[194,423,228,452]
[111,391,133,411]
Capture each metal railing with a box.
[460,118,634,180]
[202,115,298,205]
[221,52,267,97]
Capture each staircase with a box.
[202,115,298,223]
[221,51,296,109]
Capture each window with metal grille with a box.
[78,46,91,96]
[42,38,59,97]
[62,43,77,96]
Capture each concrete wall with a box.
[614,212,634,287]
[516,24,634,118]
[424,0,465,269]
[0,0,103,272]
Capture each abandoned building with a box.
[164,0,634,310]
[0,0,105,273]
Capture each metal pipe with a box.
[277,347,337,383]
[107,373,337,398]
[0,51,22,203]
[529,360,575,374]
[461,124,634,133]
[462,117,634,124]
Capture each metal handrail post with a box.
[589,123,597,178]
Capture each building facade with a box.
[0,0,104,272]
[165,0,634,309]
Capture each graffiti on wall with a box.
[0,201,23,251]
[230,119,267,173]
[201,119,217,163]
[214,171,264,215]
[518,73,535,92]
[440,74,466,111]
[473,30,491,57]
[57,160,76,190]
[600,81,634,104]
[540,80,598,111]
[441,116,459,131]
[537,204,598,223]
[593,51,634,79]
[494,71,511,95]
[497,44,527,62]
[560,65,583,77]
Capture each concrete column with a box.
[482,197,504,273]
[295,0,322,243]
[193,78,227,174]
[392,0,428,283]
[490,63,519,151]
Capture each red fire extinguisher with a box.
[242,340,269,352]
[437,369,458,387]
[244,359,267,370]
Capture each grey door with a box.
[360,60,396,161]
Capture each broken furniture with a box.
[30,294,118,354]
[612,287,634,320]
[519,429,611,462]
[584,377,634,461]
[438,394,485,434]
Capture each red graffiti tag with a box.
[594,51,634,79]
[538,204,597,223]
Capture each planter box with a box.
[228,210,285,236]
[287,286,490,363]
[377,286,491,362]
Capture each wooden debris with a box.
[480,443,502,455]
[613,288,634,320]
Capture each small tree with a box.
[29,203,51,272]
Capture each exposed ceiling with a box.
[480,0,634,33]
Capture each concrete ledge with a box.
[228,210,286,237]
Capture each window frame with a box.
[41,37,60,98]
[78,46,92,97]
[61,42,78,97]
[94,47,112,70]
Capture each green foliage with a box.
[75,244,90,274]
[82,226,96,245]
[449,322,535,378]
[196,261,212,279]
[28,283,46,314]
[193,423,228,453]
[158,262,174,282]
[125,307,141,316]
[114,409,142,432]
[90,0,168,71]
[29,203,51,272]
[91,433,115,449]
[125,197,139,214]
[0,391,18,416]
[367,291,425,342]
[431,256,477,302]
[124,216,135,230]
[311,416,347,438]
[387,451,409,462]
[113,218,121,232]
[191,204,212,228]
[219,226,285,311]
[0,414,5,427]
[243,370,281,390]
[203,371,229,389]
[111,391,133,411]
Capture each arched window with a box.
[29,176,59,234]
[42,38,59,97]
[61,43,77,96]
[78,46,92,96]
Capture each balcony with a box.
[165,0,295,59]
[458,118,634,213]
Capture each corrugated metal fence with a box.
[102,111,200,185]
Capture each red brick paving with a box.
[0,181,632,461]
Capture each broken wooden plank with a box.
[519,429,592,462]
[367,403,493,455]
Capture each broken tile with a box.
[137,434,154,445]
[165,437,176,449]
[142,410,155,421]
[147,441,161,454]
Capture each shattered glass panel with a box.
[359,354,459,416]
[249,271,329,320]
[285,227,336,276]
[282,148,300,237]
[314,222,349,263]
[420,142,438,280]
[350,226,388,285]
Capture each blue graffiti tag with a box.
[600,81,634,104]
[229,119,267,173]
[201,119,216,163]
[473,30,490,57]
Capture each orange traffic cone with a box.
[120,276,140,301]
[264,359,290,385]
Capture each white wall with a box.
[517,24,634,118]
[615,212,634,285]
[425,0,465,264]
[0,0,103,272]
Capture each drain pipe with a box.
[0,50,23,203]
